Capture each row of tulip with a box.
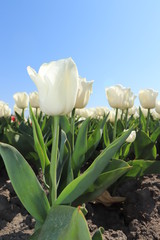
[0,58,160,239]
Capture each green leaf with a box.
[34,205,91,240]
[29,105,50,172]
[133,130,157,160]
[92,227,104,240]
[86,116,107,160]
[0,143,50,223]
[73,159,131,205]
[56,127,133,205]
[150,125,160,142]
[72,118,90,177]
[124,159,160,178]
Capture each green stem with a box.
[50,116,59,205]
[124,108,128,128]
[146,108,150,135]
[113,108,118,141]
[21,108,25,121]
[71,108,75,153]
[121,109,124,121]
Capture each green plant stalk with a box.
[121,109,124,121]
[50,115,59,205]
[124,108,128,128]
[22,108,25,120]
[146,108,150,134]
[113,108,118,141]
[71,108,75,153]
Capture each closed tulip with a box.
[75,77,94,109]
[13,92,29,109]
[29,92,40,108]
[27,58,79,116]
[105,85,135,110]
[139,89,158,109]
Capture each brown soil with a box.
[1,168,160,240]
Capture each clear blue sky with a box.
[1,0,160,112]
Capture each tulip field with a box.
[1,58,160,239]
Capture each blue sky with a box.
[1,0,160,112]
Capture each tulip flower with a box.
[139,89,158,133]
[27,58,79,116]
[29,91,40,108]
[75,77,94,109]
[139,89,158,109]
[0,102,11,118]
[124,130,136,143]
[13,92,29,109]
[14,104,23,116]
[105,85,134,110]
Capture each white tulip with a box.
[124,130,136,143]
[29,91,40,108]
[155,100,160,114]
[108,109,121,123]
[14,104,23,115]
[139,89,158,109]
[75,77,94,109]
[128,106,137,116]
[27,58,79,116]
[140,107,148,118]
[0,102,11,118]
[105,85,135,110]
[13,92,29,109]
[151,109,160,120]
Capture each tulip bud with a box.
[13,92,29,109]
[27,58,79,116]
[75,77,94,109]
[139,89,158,109]
[29,92,40,108]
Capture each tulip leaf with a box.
[150,125,160,143]
[29,104,50,172]
[72,118,90,177]
[73,159,131,205]
[0,142,50,223]
[32,205,91,240]
[139,107,146,131]
[124,159,160,178]
[56,127,133,205]
[86,116,107,161]
[92,227,104,240]
[133,130,157,160]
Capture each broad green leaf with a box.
[72,118,90,177]
[0,142,50,223]
[56,127,133,205]
[73,159,131,205]
[133,130,157,160]
[34,205,91,240]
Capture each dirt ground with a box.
[0,168,160,240]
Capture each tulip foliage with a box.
[0,59,160,238]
